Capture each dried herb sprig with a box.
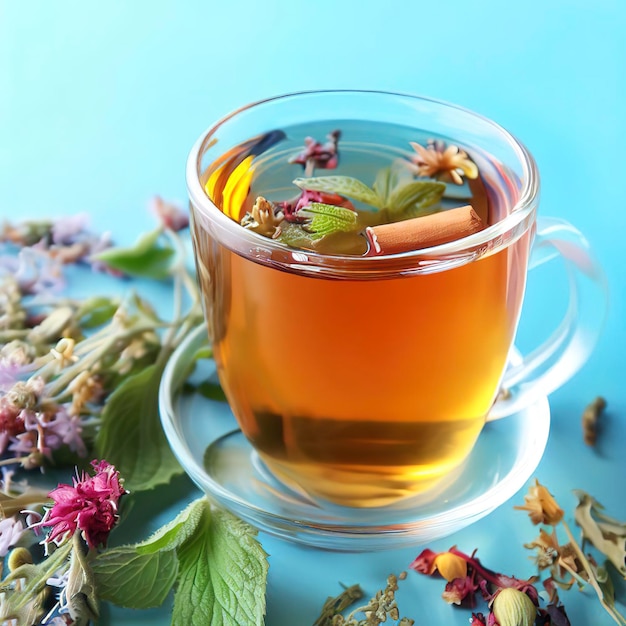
[516,480,626,625]
[315,573,414,626]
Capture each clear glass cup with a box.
[185,90,607,509]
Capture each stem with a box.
[0,457,30,467]
[6,540,72,611]
[561,521,626,625]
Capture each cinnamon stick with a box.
[365,205,486,255]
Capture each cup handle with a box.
[487,217,609,421]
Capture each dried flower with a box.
[491,588,537,626]
[150,196,189,232]
[582,396,606,446]
[31,459,126,549]
[515,479,564,526]
[408,139,478,185]
[241,196,284,236]
[289,130,341,172]
[410,547,467,581]
[0,516,26,557]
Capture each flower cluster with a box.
[410,546,554,626]
[516,480,626,625]
[0,214,117,292]
[32,459,126,548]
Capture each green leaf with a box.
[95,362,183,492]
[196,381,228,402]
[299,202,358,240]
[388,180,446,215]
[172,504,268,626]
[372,162,413,207]
[92,546,178,609]
[76,296,120,329]
[136,498,206,555]
[275,222,315,249]
[93,228,175,279]
[293,176,381,208]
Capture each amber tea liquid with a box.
[191,120,531,506]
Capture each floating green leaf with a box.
[95,362,183,492]
[94,228,175,279]
[275,222,315,249]
[293,176,381,208]
[299,202,358,240]
[388,180,446,215]
[372,162,413,207]
[172,505,268,626]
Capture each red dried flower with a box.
[289,130,341,171]
[32,459,126,549]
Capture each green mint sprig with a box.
[92,498,268,625]
[294,163,445,219]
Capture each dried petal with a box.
[515,479,564,525]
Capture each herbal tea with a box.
[191,120,531,506]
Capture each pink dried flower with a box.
[278,190,355,222]
[150,196,189,232]
[31,459,126,548]
[289,130,341,171]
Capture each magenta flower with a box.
[289,130,341,171]
[32,460,126,548]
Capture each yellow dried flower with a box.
[433,552,468,582]
[515,479,564,526]
[408,140,478,185]
[492,588,537,626]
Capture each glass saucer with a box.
[159,325,550,551]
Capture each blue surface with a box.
[1,2,625,625]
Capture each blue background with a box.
[1,1,625,625]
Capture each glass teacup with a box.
[186,91,606,507]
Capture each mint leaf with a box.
[92,546,178,609]
[95,362,183,492]
[388,180,445,215]
[136,498,206,555]
[372,162,413,207]
[299,202,358,240]
[173,504,268,626]
[94,228,175,279]
[276,222,315,249]
[293,176,381,208]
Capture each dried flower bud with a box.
[7,547,33,571]
[515,480,564,526]
[492,588,537,626]
[241,196,283,237]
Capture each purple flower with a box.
[9,404,86,462]
[0,515,25,557]
[9,246,65,294]
[51,214,90,246]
